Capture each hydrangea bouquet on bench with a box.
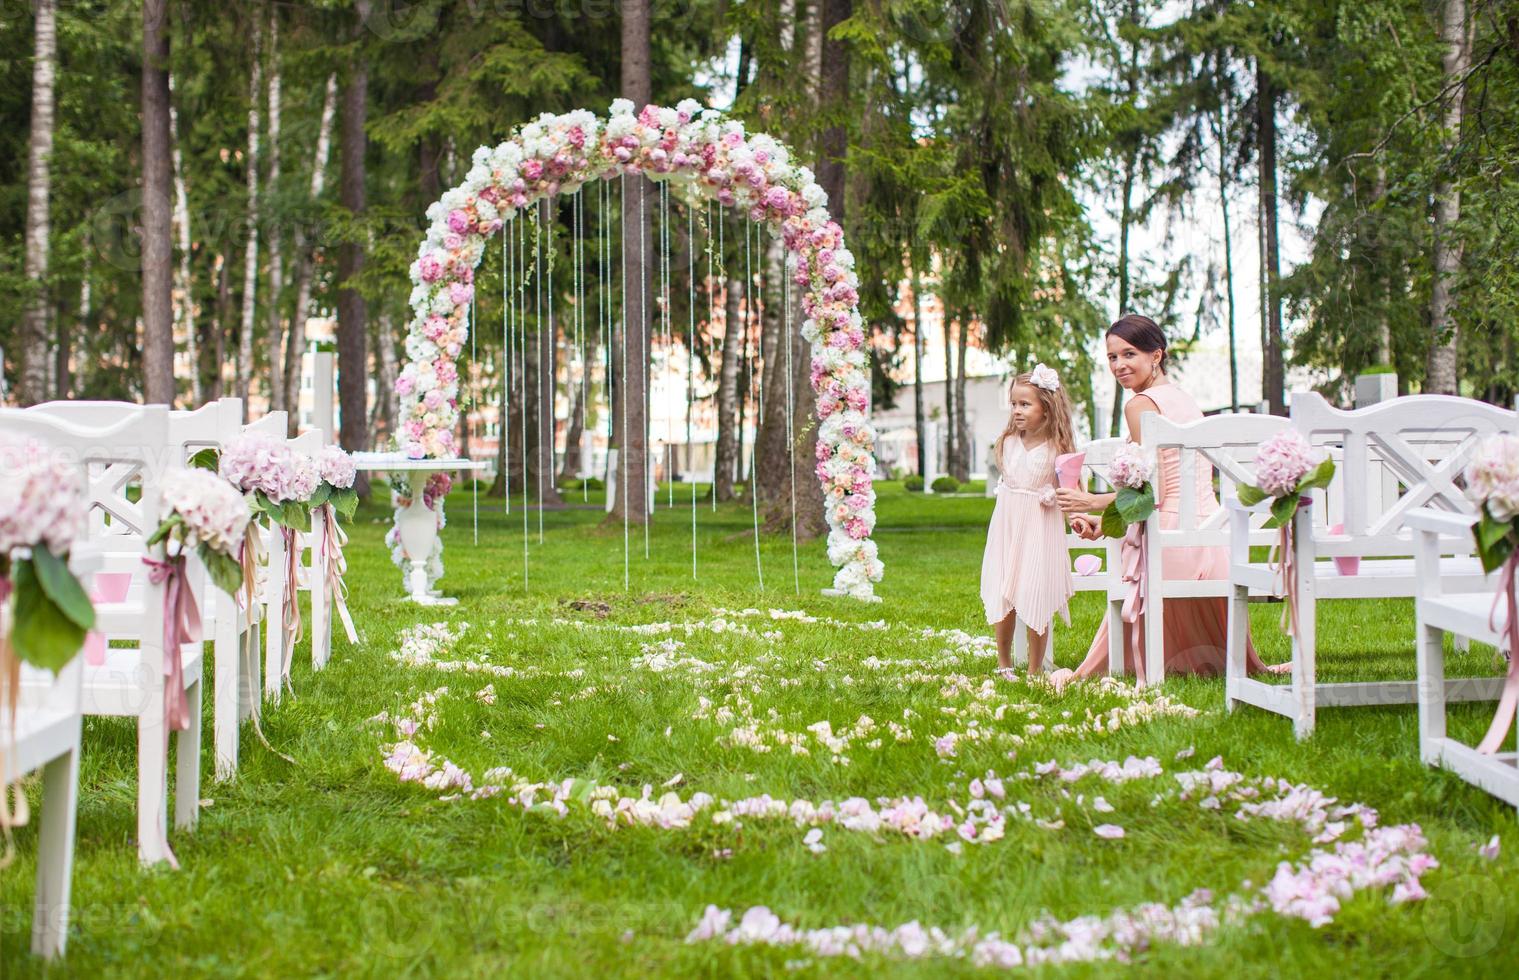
[1096,444,1157,667]
[1460,435,1519,755]
[1235,430,1336,637]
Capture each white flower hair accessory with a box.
[1029,363,1061,392]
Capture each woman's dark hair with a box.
[1106,314,1168,370]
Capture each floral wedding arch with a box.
[394,99,883,599]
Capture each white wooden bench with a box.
[1409,507,1519,809]
[1,543,101,958]
[1226,393,1511,738]
[1138,412,1296,683]
[5,406,201,866]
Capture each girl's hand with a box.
[1055,488,1098,514]
[1070,515,1101,540]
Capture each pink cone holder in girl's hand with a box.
[1055,452,1085,490]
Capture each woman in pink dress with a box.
[1051,315,1282,684]
[981,365,1077,675]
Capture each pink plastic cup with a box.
[1328,523,1359,576]
[83,571,134,666]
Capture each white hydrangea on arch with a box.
[395,100,883,598]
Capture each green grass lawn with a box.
[2,480,1515,976]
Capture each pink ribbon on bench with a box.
[1272,520,1300,638]
[141,554,200,733]
[1120,522,1148,686]
[321,503,358,645]
[238,525,265,625]
[1477,550,1519,756]
[1,575,25,868]
[281,527,303,684]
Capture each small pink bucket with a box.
[82,571,134,666]
[1329,524,1359,576]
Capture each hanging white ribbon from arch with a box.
[396,100,884,599]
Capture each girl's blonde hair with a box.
[994,371,1077,466]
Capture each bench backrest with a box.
[1291,391,1515,553]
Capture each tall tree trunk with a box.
[1373,165,1393,366]
[1217,118,1239,413]
[1426,0,1468,394]
[912,264,926,477]
[19,0,56,405]
[141,0,176,405]
[168,71,199,404]
[1256,60,1285,415]
[237,17,263,415]
[74,237,90,399]
[559,369,586,483]
[374,310,398,439]
[337,6,370,491]
[264,9,287,414]
[53,291,70,398]
[283,73,338,432]
[756,233,789,508]
[713,229,745,500]
[953,315,970,481]
[942,313,956,478]
[1109,145,1137,436]
[610,0,652,526]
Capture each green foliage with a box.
[904,475,925,492]
[10,546,94,673]
[930,475,959,493]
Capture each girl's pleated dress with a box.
[979,438,1074,631]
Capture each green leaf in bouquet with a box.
[1236,482,1268,508]
[30,545,95,630]
[1263,492,1302,530]
[332,487,359,522]
[284,501,312,532]
[1295,457,1337,494]
[188,447,220,472]
[199,543,245,595]
[147,512,183,548]
[308,483,333,509]
[1100,501,1127,539]
[1114,485,1156,526]
[11,560,89,673]
[1474,514,1516,573]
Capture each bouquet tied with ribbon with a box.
[1098,443,1156,677]
[1461,434,1519,755]
[0,437,93,865]
[1236,429,1335,636]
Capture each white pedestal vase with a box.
[352,454,488,605]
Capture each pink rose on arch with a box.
[723,131,743,148]
[447,209,472,234]
[832,312,851,329]
[828,332,850,350]
[520,159,544,180]
[423,389,445,411]
[424,316,448,341]
[449,282,474,306]
[395,374,416,397]
[845,388,868,411]
[763,187,789,211]
[405,420,426,439]
[818,394,841,416]
[567,125,586,147]
[614,146,632,162]
[443,232,464,251]
[748,205,766,223]
[717,188,735,206]
[403,440,426,460]
[814,461,830,482]
[845,518,869,540]
[460,266,475,285]
[852,476,872,496]
[435,361,459,386]
[823,264,844,282]
[847,328,864,348]
[418,255,443,282]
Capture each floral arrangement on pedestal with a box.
[396,100,882,599]
[384,472,452,593]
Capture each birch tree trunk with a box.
[283,73,338,432]
[756,233,789,508]
[1257,60,1285,415]
[1426,0,1468,395]
[264,10,287,414]
[141,0,176,405]
[912,264,926,477]
[18,0,57,405]
[953,316,970,481]
[211,253,228,399]
[337,3,370,488]
[237,17,264,415]
[942,314,956,477]
[1109,144,1137,435]
[168,71,199,404]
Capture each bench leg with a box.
[1107,597,1124,678]
[1291,600,1317,740]
[175,675,202,831]
[137,710,172,866]
[1416,620,1447,765]
[1226,583,1248,713]
[30,729,81,959]
[214,615,239,781]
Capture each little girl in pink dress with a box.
[980,365,1076,674]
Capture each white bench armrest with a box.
[1405,507,1477,538]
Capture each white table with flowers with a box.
[351,453,488,606]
